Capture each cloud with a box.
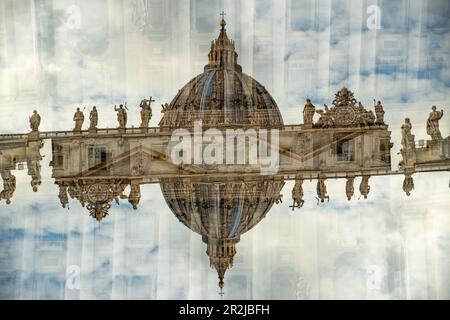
[0,0,449,300]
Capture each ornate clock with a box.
[87,183,110,203]
[335,106,356,126]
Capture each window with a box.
[88,147,108,169]
[335,135,355,162]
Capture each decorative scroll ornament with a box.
[313,87,382,129]
[58,179,132,221]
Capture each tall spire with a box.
[220,10,226,30]
[205,13,241,72]
[204,237,239,296]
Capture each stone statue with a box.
[291,178,304,209]
[401,118,414,150]
[27,159,42,192]
[374,100,385,124]
[29,110,41,132]
[73,107,84,131]
[139,99,153,128]
[345,177,354,200]
[159,103,170,126]
[128,184,141,210]
[0,170,16,204]
[359,176,370,199]
[366,110,375,125]
[58,184,69,208]
[303,99,315,125]
[426,106,444,140]
[402,174,414,196]
[114,104,127,129]
[89,106,98,131]
[316,178,329,203]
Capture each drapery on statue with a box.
[0,170,16,204]
[426,106,444,140]
[359,176,371,199]
[73,107,84,131]
[89,106,98,131]
[114,104,127,129]
[303,99,315,125]
[374,100,385,124]
[27,159,42,192]
[401,118,414,149]
[345,177,354,200]
[139,97,154,128]
[316,178,329,203]
[58,184,69,208]
[159,103,170,126]
[29,110,41,132]
[291,178,304,210]
[402,174,414,196]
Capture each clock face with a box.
[87,183,109,203]
[335,106,356,126]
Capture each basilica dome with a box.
[159,18,285,292]
[160,178,284,287]
[159,18,284,128]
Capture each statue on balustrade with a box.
[0,170,16,204]
[426,106,444,141]
[89,106,98,131]
[140,98,153,128]
[374,100,385,125]
[303,99,315,125]
[27,159,42,192]
[345,177,354,200]
[316,178,329,203]
[402,174,414,196]
[359,176,371,199]
[401,118,414,149]
[291,178,304,209]
[29,110,41,132]
[114,104,128,129]
[73,107,84,131]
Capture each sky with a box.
[0,0,449,299]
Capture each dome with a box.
[160,178,284,284]
[159,17,285,292]
[159,18,284,129]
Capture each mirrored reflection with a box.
[1,16,449,300]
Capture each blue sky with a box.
[0,0,449,299]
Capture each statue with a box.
[73,107,84,131]
[315,109,334,128]
[139,98,153,128]
[401,118,414,150]
[27,159,42,192]
[89,106,98,131]
[374,100,385,124]
[303,99,315,125]
[114,104,128,129]
[159,103,170,126]
[0,170,16,204]
[402,174,414,196]
[291,178,304,210]
[128,184,141,210]
[345,177,354,200]
[58,184,69,208]
[359,176,370,199]
[426,106,444,140]
[316,178,329,203]
[29,110,41,132]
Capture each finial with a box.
[218,277,224,296]
[220,11,226,30]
